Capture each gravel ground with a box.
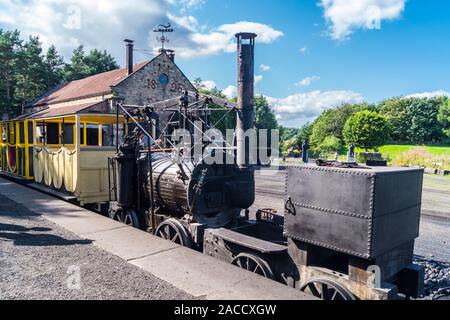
[0,195,195,300]
[415,258,450,300]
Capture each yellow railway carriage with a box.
[0,110,126,206]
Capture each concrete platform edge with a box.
[0,177,313,300]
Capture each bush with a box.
[317,135,341,155]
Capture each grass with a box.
[356,144,450,170]
[319,144,450,170]
[377,145,450,159]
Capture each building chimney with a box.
[124,39,134,75]
[167,49,175,62]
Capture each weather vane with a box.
[153,23,174,50]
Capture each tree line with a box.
[283,96,450,156]
[195,81,450,156]
[0,29,119,117]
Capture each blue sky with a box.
[1,0,449,127]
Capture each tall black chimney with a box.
[232,32,257,210]
[124,39,134,75]
[235,32,256,167]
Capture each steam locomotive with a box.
[108,33,425,300]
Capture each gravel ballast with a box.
[0,195,194,300]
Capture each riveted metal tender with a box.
[284,164,425,300]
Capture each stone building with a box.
[26,40,197,117]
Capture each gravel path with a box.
[0,195,195,300]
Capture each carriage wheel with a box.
[155,219,192,248]
[231,253,275,280]
[110,208,140,228]
[300,277,355,300]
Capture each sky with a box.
[1,0,449,127]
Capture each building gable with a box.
[112,52,197,106]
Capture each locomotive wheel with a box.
[300,277,355,300]
[231,253,275,280]
[110,208,140,228]
[155,219,192,248]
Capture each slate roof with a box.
[30,61,150,107]
[13,101,109,120]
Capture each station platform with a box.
[0,177,313,300]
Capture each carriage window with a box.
[62,123,74,145]
[86,124,99,146]
[2,125,6,142]
[46,123,59,145]
[36,123,45,144]
[28,122,33,144]
[79,124,85,145]
[19,122,25,144]
[8,123,15,144]
[102,124,114,146]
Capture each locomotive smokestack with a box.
[124,39,134,75]
[232,32,256,211]
[235,32,256,168]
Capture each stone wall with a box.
[113,52,197,106]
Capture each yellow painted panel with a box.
[52,150,63,189]
[64,148,77,193]
[33,147,44,183]
[44,150,52,186]
[75,149,116,203]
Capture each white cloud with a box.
[0,0,166,62]
[267,90,365,127]
[260,64,271,72]
[167,13,199,32]
[223,85,237,99]
[0,0,282,63]
[299,47,307,53]
[296,76,320,87]
[200,80,217,91]
[166,0,205,12]
[166,21,284,59]
[255,75,263,85]
[320,0,406,40]
[405,90,450,99]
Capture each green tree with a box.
[343,110,390,151]
[84,49,119,75]
[254,95,278,130]
[14,35,46,114]
[310,103,371,151]
[43,45,65,90]
[407,97,444,143]
[379,97,412,142]
[0,29,22,116]
[63,46,119,81]
[63,46,90,81]
[317,135,341,155]
[437,98,450,138]
[281,136,299,155]
[296,122,313,146]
